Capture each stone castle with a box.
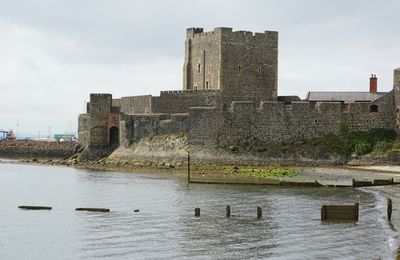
[78,27,400,159]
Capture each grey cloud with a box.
[0,0,399,134]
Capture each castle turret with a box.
[183,27,278,104]
[89,93,112,149]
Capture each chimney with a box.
[370,74,377,93]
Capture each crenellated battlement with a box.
[159,89,220,96]
[225,101,381,116]
[186,27,278,41]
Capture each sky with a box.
[0,0,399,137]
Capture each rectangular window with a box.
[197,64,201,73]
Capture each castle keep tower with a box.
[183,27,278,103]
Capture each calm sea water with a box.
[0,162,398,259]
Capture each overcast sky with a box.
[1,0,399,136]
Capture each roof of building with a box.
[305,91,387,103]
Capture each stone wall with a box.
[120,113,189,146]
[78,113,90,146]
[120,95,152,114]
[188,107,223,146]
[0,140,79,159]
[220,29,278,104]
[183,28,221,90]
[89,94,112,149]
[152,90,220,113]
[188,93,396,147]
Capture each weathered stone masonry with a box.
[189,93,396,147]
[78,27,400,158]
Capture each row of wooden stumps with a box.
[18,199,393,221]
[194,205,263,219]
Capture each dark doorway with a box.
[109,126,119,148]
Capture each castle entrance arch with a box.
[109,126,119,148]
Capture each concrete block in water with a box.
[75,208,110,212]
[18,205,52,210]
[352,179,373,187]
[321,203,359,221]
[373,178,394,186]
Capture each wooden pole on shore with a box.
[388,198,393,221]
[187,151,191,183]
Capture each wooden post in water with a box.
[226,205,231,218]
[388,198,393,221]
[195,207,200,217]
[257,206,262,219]
[187,151,191,183]
[354,202,359,221]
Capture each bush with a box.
[354,142,372,155]
[340,121,350,136]
[372,141,394,155]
